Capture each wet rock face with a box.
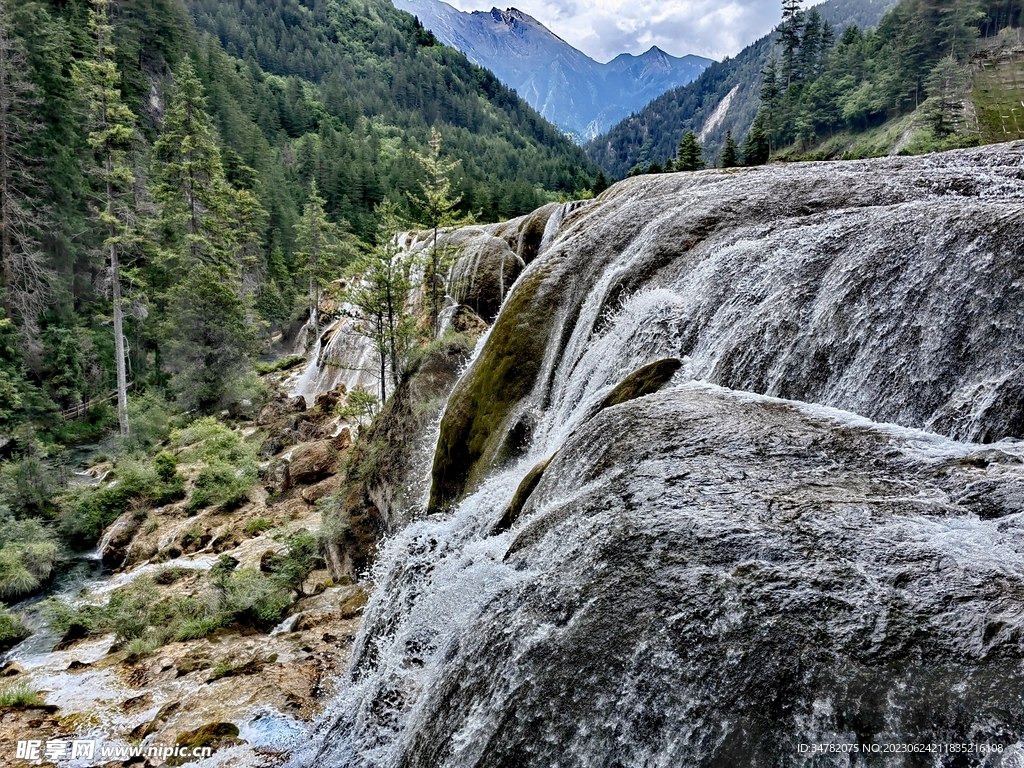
[430,143,1024,511]
[316,386,1024,768]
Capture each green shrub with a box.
[186,463,254,514]
[220,568,292,630]
[0,681,42,708]
[0,516,57,600]
[153,566,191,585]
[266,530,322,595]
[104,577,161,642]
[173,418,253,465]
[154,452,177,482]
[0,454,59,518]
[114,393,172,456]
[0,603,29,652]
[255,356,305,375]
[59,458,158,545]
[243,517,273,536]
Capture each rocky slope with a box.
[0,388,369,767]
[391,0,712,141]
[302,142,1024,767]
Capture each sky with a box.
[439,0,784,62]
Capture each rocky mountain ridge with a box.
[392,0,713,140]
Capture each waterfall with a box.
[302,144,1024,767]
[291,313,384,403]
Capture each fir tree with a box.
[346,202,415,402]
[743,112,771,166]
[0,1,49,349]
[676,131,705,171]
[720,130,741,168]
[294,180,353,324]
[161,263,255,413]
[759,56,781,153]
[409,128,466,338]
[75,0,139,436]
[153,57,235,275]
[779,0,805,86]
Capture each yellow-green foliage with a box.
[973,52,1024,142]
[0,517,57,600]
[0,681,42,708]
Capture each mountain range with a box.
[391,0,714,141]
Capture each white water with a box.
[301,145,1024,767]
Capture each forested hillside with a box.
[754,0,1023,159]
[586,0,894,176]
[0,0,597,573]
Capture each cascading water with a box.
[303,143,1024,767]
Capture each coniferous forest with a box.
[0,0,599,599]
[0,0,597,439]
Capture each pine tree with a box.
[801,8,823,80]
[0,1,49,349]
[162,263,256,412]
[779,0,805,86]
[75,0,138,436]
[743,112,771,166]
[346,201,415,402]
[720,130,740,168]
[676,131,705,171]
[759,56,781,153]
[294,179,353,324]
[409,128,466,338]
[153,56,235,275]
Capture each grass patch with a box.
[243,517,273,536]
[256,356,306,375]
[0,681,43,708]
[44,532,322,656]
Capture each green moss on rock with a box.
[598,359,683,411]
[491,457,552,536]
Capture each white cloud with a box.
[440,0,782,61]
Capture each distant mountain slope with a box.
[586,0,894,176]
[392,0,714,141]
[188,0,598,226]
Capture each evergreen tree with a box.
[153,57,235,276]
[75,0,138,436]
[925,55,972,135]
[346,202,415,402]
[593,170,609,194]
[760,56,781,153]
[743,112,771,165]
[161,264,255,412]
[0,1,49,348]
[294,180,353,323]
[721,130,741,168]
[409,128,466,338]
[801,8,823,80]
[779,0,805,86]
[676,130,705,171]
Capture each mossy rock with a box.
[175,721,240,751]
[491,457,552,536]
[428,264,556,513]
[597,359,683,411]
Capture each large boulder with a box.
[290,441,341,486]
